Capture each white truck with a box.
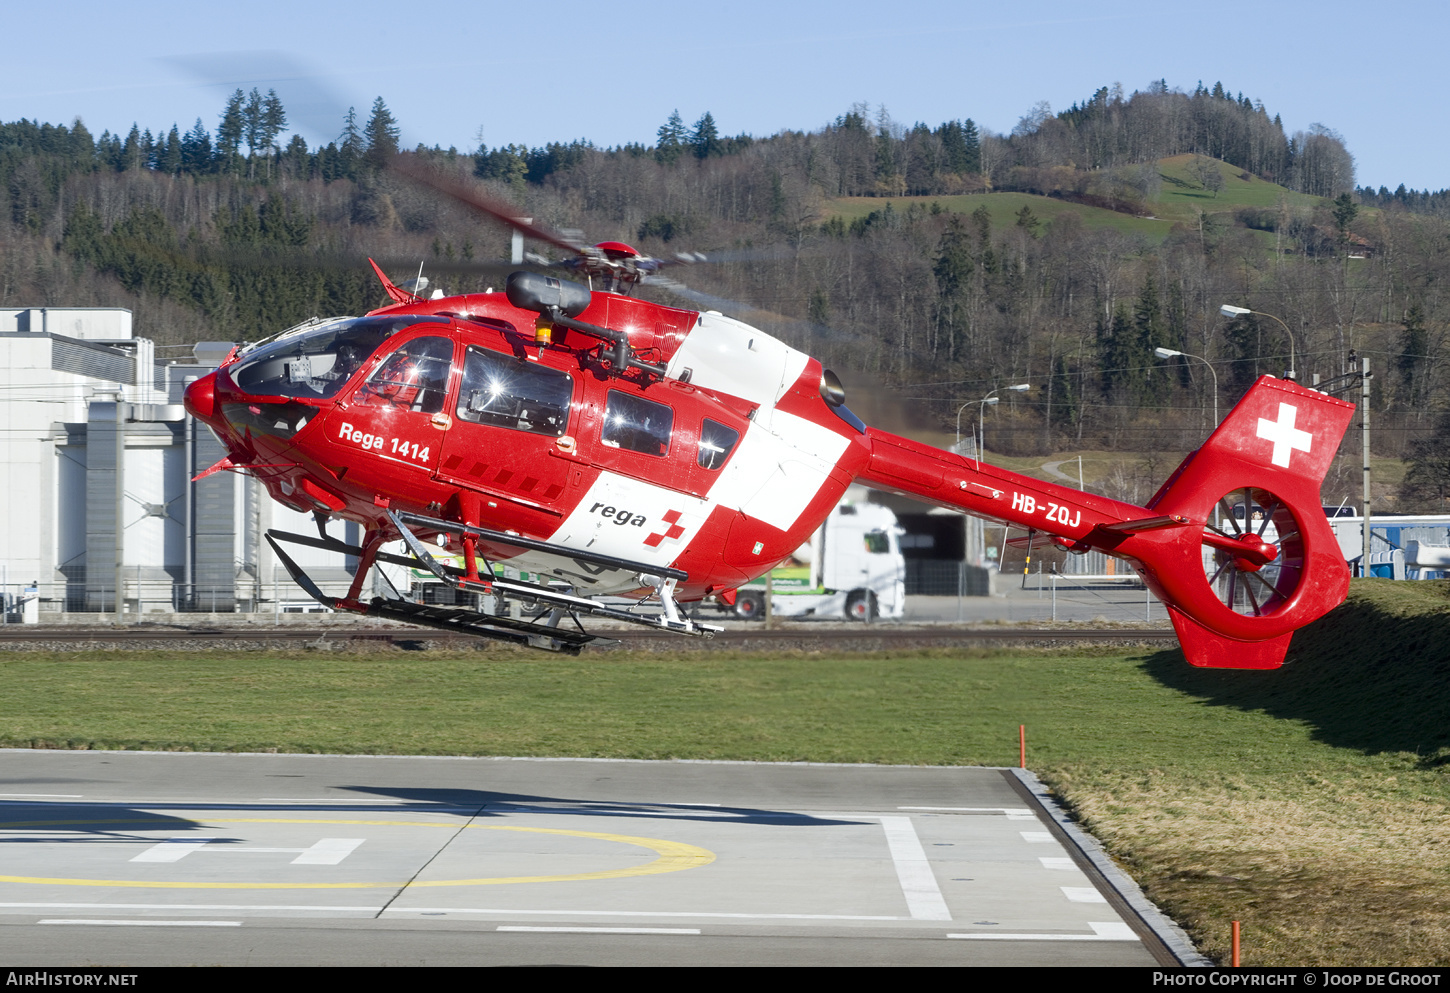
[727,500,906,622]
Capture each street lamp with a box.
[1154,347,1219,426]
[975,384,1029,465]
[1221,304,1297,381]
[954,384,1029,463]
[955,398,989,454]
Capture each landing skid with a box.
[264,516,721,654]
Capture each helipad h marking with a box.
[130,836,364,864]
[0,818,715,890]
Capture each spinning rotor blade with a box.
[388,155,588,257]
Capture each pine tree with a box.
[120,124,142,172]
[156,124,183,175]
[217,90,245,163]
[1134,277,1168,401]
[1098,303,1140,400]
[339,107,363,156]
[1015,204,1040,238]
[214,90,243,173]
[1051,355,1079,430]
[258,90,288,154]
[656,109,686,165]
[1402,410,1450,512]
[690,112,720,159]
[181,118,213,173]
[243,88,265,158]
[1397,305,1430,410]
[364,97,400,167]
[933,217,974,359]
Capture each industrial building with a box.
[0,307,363,622]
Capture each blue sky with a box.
[3,0,1444,191]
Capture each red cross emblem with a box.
[644,510,687,548]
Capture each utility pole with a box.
[1361,357,1372,577]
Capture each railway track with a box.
[0,623,1177,651]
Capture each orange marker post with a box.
[1019,725,1026,768]
[1231,920,1240,967]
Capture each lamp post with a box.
[1221,304,1297,381]
[967,384,1029,465]
[1154,347,1219,426]
[954,400,986,454]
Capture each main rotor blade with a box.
[388,156,588,256]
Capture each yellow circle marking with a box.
[0,817,715,889]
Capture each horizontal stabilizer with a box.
[1006,532,1063,550]
[1096,514,1191,534]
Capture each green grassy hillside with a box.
[826,191,1175,240]
[823,154,1332,243]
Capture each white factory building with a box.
[0,307,364,621]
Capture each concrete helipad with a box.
[0,751,1201,966]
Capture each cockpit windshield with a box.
[228,316,449,400]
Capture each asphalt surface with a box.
[0,751,1199,967]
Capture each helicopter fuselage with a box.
[185,288,870,601]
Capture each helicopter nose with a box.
[184,371,218,423]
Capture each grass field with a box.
[1152,153,1323,222]
[826,191,1175,241]
[2,579,1447,965]
[822,153,1334,244]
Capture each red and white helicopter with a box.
[183,170,1356,668]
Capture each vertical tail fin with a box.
[1131,377,1356,667]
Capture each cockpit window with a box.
[456,345,572,436]
[229,316,448,400]
[360,336,453,414]
[602,390,672,457]
[697,418,740,470]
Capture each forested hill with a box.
[1,82,1448,510]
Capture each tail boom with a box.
[856,377,1356,668]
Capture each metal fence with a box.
[905,560,990,596]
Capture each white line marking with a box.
[497,926,700,935]
[1062,886,1108,903]
[291,838,365,865]
[130,837,212,862]
[2,903,382,912]
[2,903,902,920]
[128,837,363,864]
[389,908,908,921]
[1038,857,1076,870]
[949,922,1138,942]
[490,801,724,809]
[0,794,83,798]
[877,816,951,921]
[256,798,417,804]
[1020,831,1053,843]
[898,806,1033,816]
[39,919,241,927]
[1089,922,1138,940]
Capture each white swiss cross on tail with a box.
[1256,402,1313,468]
